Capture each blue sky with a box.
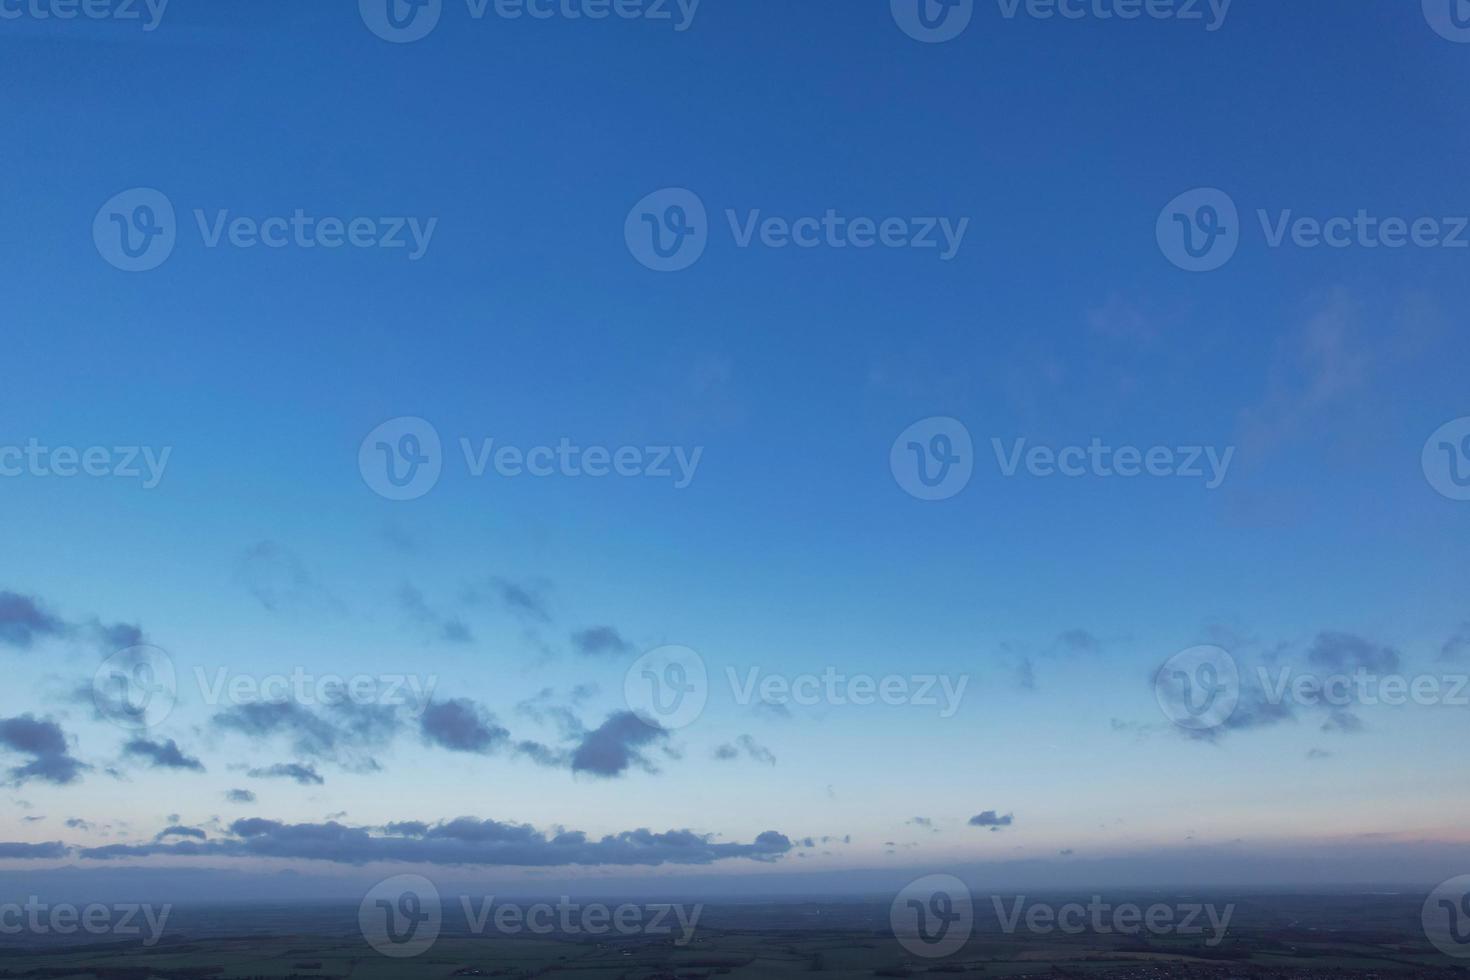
[2,0,1469,896]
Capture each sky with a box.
[2,0,1470,902]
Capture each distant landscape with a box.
[0,894,1466,978]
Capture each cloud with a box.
[571,712,667,777]
[246,763,325,786]
[233,542,339,614]
[471,577,552,624]
[122,738,205,772]
[420,699,510,754]
[213,699,400,771]
[226,789,257,804]
[398,585,473,644]
[156,825,207,841]
[1306,631,1400,674]
[570,626,634,657]
[0,715,86,786]
[79,817,793,867]
[712,734,776,766]
[1056,629,1101,654]
[969,810,1015,831]
[1442,622,1470,662]
[0,591,66,649]
[0,841,67,859]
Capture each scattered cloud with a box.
[570,626,634,657]
[246,763,325,786]
[571,712,667,777]
[123,738,205,772]
[0,715,86,786]
[969,810,1015,831]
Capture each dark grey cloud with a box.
[712,734,776,766]
[123,738,205,772]
[156,825,207,841]
[420,699,509,754]
[0,591,66,649]
[79,817,793,867]
[65,818,94,831]
[0,715,86,786]
[0,841,67,859]
[907,817,934,829]
[226,789,257,804]
[570,626,634,657]
[571,712,667,777]
[969,810,1015,831]
[246,763,325,786]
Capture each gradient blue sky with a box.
[2,0,1469,895]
